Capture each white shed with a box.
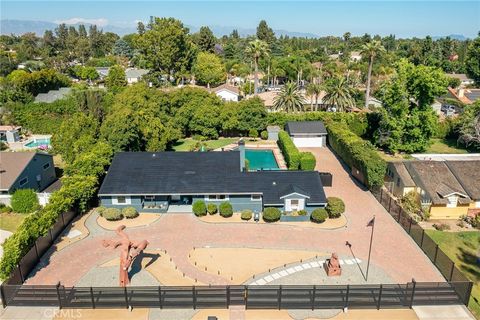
[285,121,328,148]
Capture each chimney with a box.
[458,89,465,98]
[238,139,246,172]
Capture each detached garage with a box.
[285,121,328,147]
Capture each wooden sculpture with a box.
[102,225,149,287]
[325,252,342,276]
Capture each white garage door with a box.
[292,136,325,147]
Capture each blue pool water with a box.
[246,149,279,171]
[25,138,51,148]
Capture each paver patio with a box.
[26,147,443,286]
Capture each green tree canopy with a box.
[193,52,225,87]
[194,26,216,53]
[105,65,127,91]
[465,33,480,85]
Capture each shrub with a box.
[11,189,40,214]
[103,208,123,221]
[297,210,307,216]
[433,223,450,231]
[207,203,217,215]
[326,123,386,189]
[249,129,259,140]
[326,197,345,218]
[219,201,233,217]
[263,207,281,222]
[299,152,316,171]
[96,206,106,217]
[277,130,301,170]
[241,209,252,220]
[311,208,328,223]
[0,206,13,213]
[192,200,207,216]
[122,207,139,219]
[260,130,268,140]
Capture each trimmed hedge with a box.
[219,201,233,217]
[311,208,328,223]
[192,200,207,216]
[241,209,252,220]
[260,130,268,140]
[207,203,217,215]
[297,210,308,216]
[299,152,316,171]
[326,197,345,218]
[278,130,301,170]
[263,207,281,222]
[326,123,386,189]
[96,206,106,217]
[122,207,139,219]
[103,208,123,221]
[11,189,40,214]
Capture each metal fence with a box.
[372,188,473,305]
[0,281,470,310]
[5,210,78,285]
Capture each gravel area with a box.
[76,265,160,287]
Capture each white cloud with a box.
[54,18,108,27]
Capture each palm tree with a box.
[306,83,323,111]
[273,82,305,112]
[360,40,386,108]
[245,39,269,95]
[323,76,355,112]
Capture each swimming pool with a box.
[246,149,279,171]
[24,138,51,149]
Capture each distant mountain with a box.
[1,19,318,38]
[432,34,468,41]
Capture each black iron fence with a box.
[372,188,473,305]
[0,281,471,310]
[5,210,78,286]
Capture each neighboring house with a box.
[350,51,362,62]
[98,148,327,215]
[366,97,382,108]
[285,121,328,148]
[445,87,480,105]
[385,160,480,219]
[0,152,56,198]
[125,68,149,84]
[0,126,21,143]
[95,67,110,79]
[445,73,474,87]
[34,87,71,103]
[211,84,240,102]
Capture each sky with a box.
[1,1,479,38]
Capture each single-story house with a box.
[0,126,21,143]
[285,121,328,148]
[211,84,240,102]
[445,88,480,105]
[34,87,71,103]
[0,152,57,204]
[126,68,149,84]
[385,160,480,219]
[98,149,327,215]
[95,67,110,79]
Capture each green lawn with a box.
[0,212,26,233]
[171,138,238,151]
[425,138,470,154]
[425,230,480,318]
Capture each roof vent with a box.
[152,153,156,157]
[272,181,277,186]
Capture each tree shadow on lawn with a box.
[457,246,480,282]
[129,252,161,280]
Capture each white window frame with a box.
[446,196,458,208]
[251,195,262,201]
[112,196,131,205]
[19,177,28,187]
[205,195,229,201]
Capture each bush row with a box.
[97,206,139,221]
[193,201,233,218]
[277,131,316,170]
[326,123,386,189]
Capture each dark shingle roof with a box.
[99,152,326,205]
[285,121,327,135]
[446,160,480,200]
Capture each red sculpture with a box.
[102,225,149,287]
[325,252,342,276]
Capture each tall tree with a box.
[245,39,269,95]
[256,20,275,45]
[323,76,355,112]
[457,102,480,149]
[195,26,216,53]
[465,32,480,86]
[360,40,385,108]
[272,82,305,112]
[306,82,323,111]
[105,65,127,92]
[193,52,225,87]
[113,39,133,58]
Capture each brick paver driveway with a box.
[27,147,443,286]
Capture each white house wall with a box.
[216,90,239,102]
[292,137,326,147]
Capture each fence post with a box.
[388,197,392,212]
[433,245,439,264]
[464,282,473,306]
[0,284,7,308]
[377,284,383,310]
[244,286,248,309]
[90,287,95,309]
[34,241,40,262]
[56,282,62,309]
[397,207,401,222]
[311,285,316,310]
[61,211,65,227]
[17,264,24,283]
[449,262,455,281]
[192,286,196,310]
[409,279,416,308]
[124,287,128,309]
[344,285,349,309]
[226,286,230,308]
[49,229,54,244]
[420,230,425,248]
[278,285,282,310]
[408,218,413,234]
